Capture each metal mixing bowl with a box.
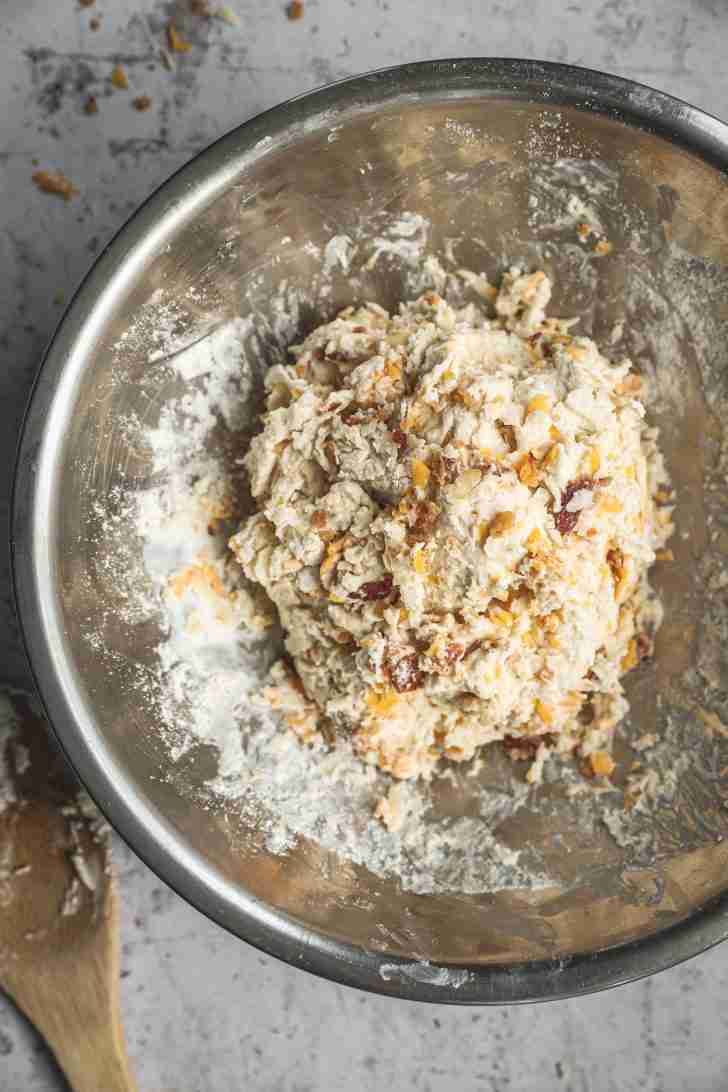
[13,60,728,1003]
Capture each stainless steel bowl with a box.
[13,60,728,1003]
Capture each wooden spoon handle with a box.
[4,879,137,1092]
[47,1016,137,1092]
[38,990,137,1092]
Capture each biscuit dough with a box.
[230,270,673,783]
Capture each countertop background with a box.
[2,1,728,1089]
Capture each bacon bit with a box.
[286,0,304,18]
[555,477,596,535]
[430,452,458,486]
[496,421,517,452]
[427,641,465,675]
[391,428,408,450]
[167,21,192,51]
[311,510,328,530]
[408,500,440,541]
[387,653,424,693]
[453,387,479,410]
[132,94,152,111]
[503,734,552,761]
[110,64,129,89]
[655,487,672,504]
[607,546,624,581]
[325,349,353,367]
[636,632,652,660]
[83,95,98,115]
[283,665,307,698]
[590,751,616,777]
[357,575,394,601]
[32,170,78,200]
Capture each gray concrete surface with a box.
[1,1,728,1088]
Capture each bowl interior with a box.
[18,68,728,994]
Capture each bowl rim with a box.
[12,57,728,1004]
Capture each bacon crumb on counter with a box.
[110,64,129,89]
[167,21,192,51]
[32,170,79,200]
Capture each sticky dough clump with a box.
[230,269,673,784]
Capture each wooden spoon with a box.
[0,690,137,1092]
